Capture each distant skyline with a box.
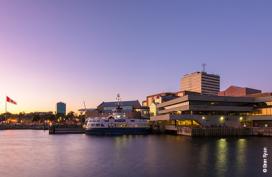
[0,0,272,113]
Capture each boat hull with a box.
[85,127,151,135]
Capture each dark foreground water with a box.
[0,130,271,177]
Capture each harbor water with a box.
[0,130,271,177]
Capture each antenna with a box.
[202,63,206,72]
[116,93,121,106]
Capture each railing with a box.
[177,126,252,137]
[252,127,272,136]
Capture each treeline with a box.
[0,111,86,124]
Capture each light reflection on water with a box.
[236,138,247,176]
[0,130,271,177]
[215,138,228,177]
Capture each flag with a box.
[6,96,17,105]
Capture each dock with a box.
[175,126,272,137]
[177,127,252,137]
[252,127,272,136]
[49,125,84,134]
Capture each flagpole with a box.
[5,96,7,121]
[5,96,7,114]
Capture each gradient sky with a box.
[0,0,272,113]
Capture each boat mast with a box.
[116,93,121,107]
[116,93,122,113]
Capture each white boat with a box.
[84,94,150,135]
[84,116,150,135]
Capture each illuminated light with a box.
[243,124,246,127]
[220,116,224,121]
[265,124,268,128]
[202,116,206,120]
[7,118,18,123]
[239,117,243,121]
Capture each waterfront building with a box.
[145,92,177,107]
[80,100,149,118]
[150,92,272,129]
[56,102,66,115]
[143,91,199,116]
[180,72,220,95]
[143,92,178,116]
[97,100,142,112]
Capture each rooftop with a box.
[97,100,142,109]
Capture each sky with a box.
[0,0,272,113]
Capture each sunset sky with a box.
[0,0,272,113]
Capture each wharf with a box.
[252,127,272,136]
[49,125,84,134]
[177,127,252,137]
[175,126,272,137]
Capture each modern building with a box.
[142,92,177,116]
[218,85,261,97]
[56,102,66,115]
[180,72,220,95]
[144,70,272,133]
[142,91,200,116]
[150,92,272,128]
[144,92,177,107]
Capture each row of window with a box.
[164,102,189,110]
[91,124,105,127]
[251,108,272,116]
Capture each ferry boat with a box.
[84,94,150,135]
[84,116,150,135]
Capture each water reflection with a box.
[215,138,228,177]
[0,131,271,177]
[236,138,247,176]
[198,142,208,171]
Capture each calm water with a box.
[0,130,271,177]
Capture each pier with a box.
[49,125,84,134]
[176,127,252,137]
[173,126,272,137]
[252,127,272,136]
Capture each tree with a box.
[66,111,75,120]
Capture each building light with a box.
[265,124,268,128]
[202,116,206,120]
[239,117,243,121]
[220,116,224,122]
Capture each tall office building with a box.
[180,72,220,95]
[56,102,66,115]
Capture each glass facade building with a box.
[56,102,66,115]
